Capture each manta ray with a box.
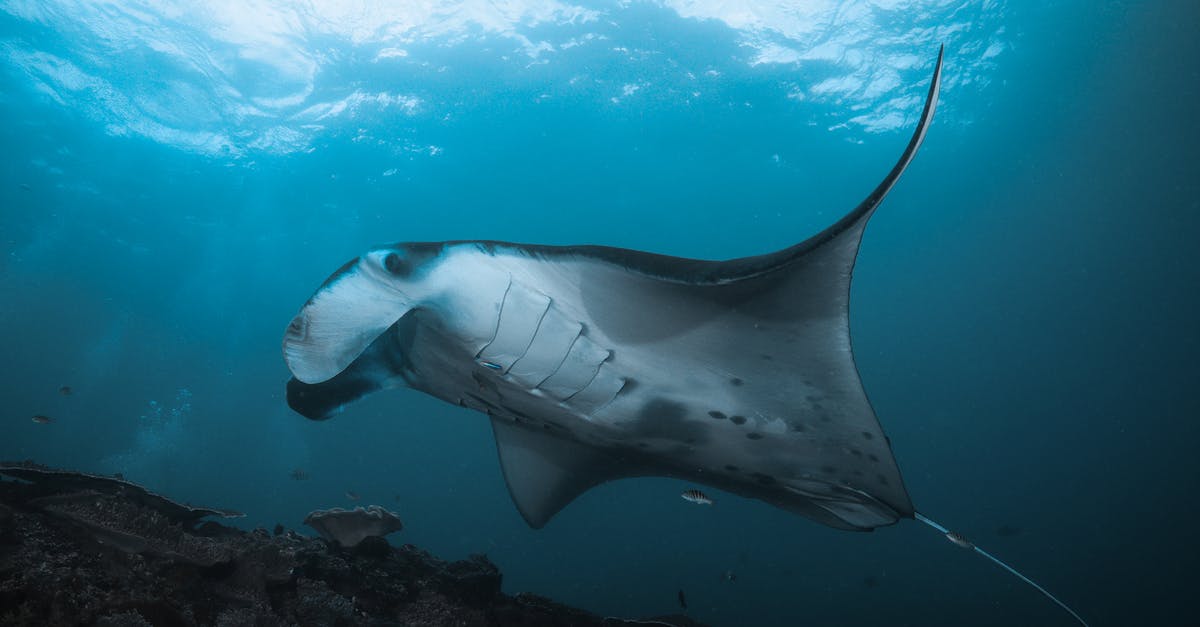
[282,47,1086,625]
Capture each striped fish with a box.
[945,531,975,550]
[681,489,713,505]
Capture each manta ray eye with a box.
[383,251,412,276]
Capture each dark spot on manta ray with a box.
[868,454,879,463]
[850,448,863,457]
[746,433,763,440]
[724,465,740,472]
[729,415,747,425]
[821,465,836,474]
[632,398,710,445]
[708,410,727,420]
[861,431,874,440]
[805,395,821,403]
[760,354,773,361]
[789,423,806,433]
[729,377,744,387]
[877,474,890,486]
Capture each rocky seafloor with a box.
[0,462,703,626]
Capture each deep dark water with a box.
[2,1,1198,626]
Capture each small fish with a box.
[945,530,975,550]
[681,489,713,505]
[345,491,361,501]
[58,386,72,396]
[677,589,687,610]
[31,414,53,424]
[289,469,309,480]
[723,570,737,583]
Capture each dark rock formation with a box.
[0,462,705,626]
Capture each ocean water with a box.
[2,1,1197,625]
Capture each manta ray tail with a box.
[914,512,1089,626]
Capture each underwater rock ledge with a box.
[0,462,704,627]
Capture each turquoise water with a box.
[2,2,1197,625]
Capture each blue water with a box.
[2,2,1197,625]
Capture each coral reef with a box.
[0,462,702,626]
[304,505,403,548]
